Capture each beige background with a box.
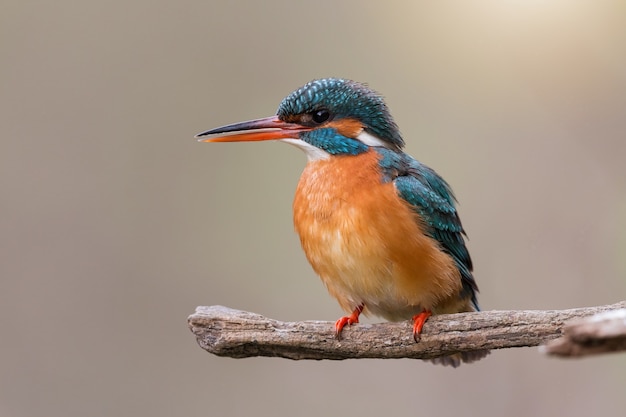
[2,1,625,416]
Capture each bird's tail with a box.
[428,349,491,368]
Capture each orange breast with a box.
[292,150,463,321]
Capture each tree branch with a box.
[541,308,626,357]
[188,301,626,360]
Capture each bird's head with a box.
[197,78,404,160]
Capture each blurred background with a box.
[2,1,625,416]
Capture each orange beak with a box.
[196,116,311,142]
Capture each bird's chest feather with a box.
[293,152,390,281]
[292,150,462,320]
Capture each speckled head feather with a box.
[277,78,405,149]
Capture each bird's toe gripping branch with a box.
[334,304,365,340]
[412,309,432,342]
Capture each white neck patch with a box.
[280,131,391,161]
[280,138,331,161]
[356,131,391,148]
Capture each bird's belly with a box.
[303,221,404,317]
[292,151,462,321]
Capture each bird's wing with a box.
[378,149,479,307]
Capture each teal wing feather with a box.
[376,148,479,309]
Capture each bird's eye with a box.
[311,109,331,124]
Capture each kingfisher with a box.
[197,78,489,367]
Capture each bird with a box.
[197,78,489,367]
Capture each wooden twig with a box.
[188,301,626,360]
[541,308,626,357]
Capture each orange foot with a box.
[334,304,364,340]
[412,309,432,342]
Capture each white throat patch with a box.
[280,138,331,161]
[281,131,391,161]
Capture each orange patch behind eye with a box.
[326,118,364,138]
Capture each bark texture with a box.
[188,301,626,360]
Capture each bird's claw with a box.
[334,304,364,340]
[412,309,432,342]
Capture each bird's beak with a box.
[196,116,311,142]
